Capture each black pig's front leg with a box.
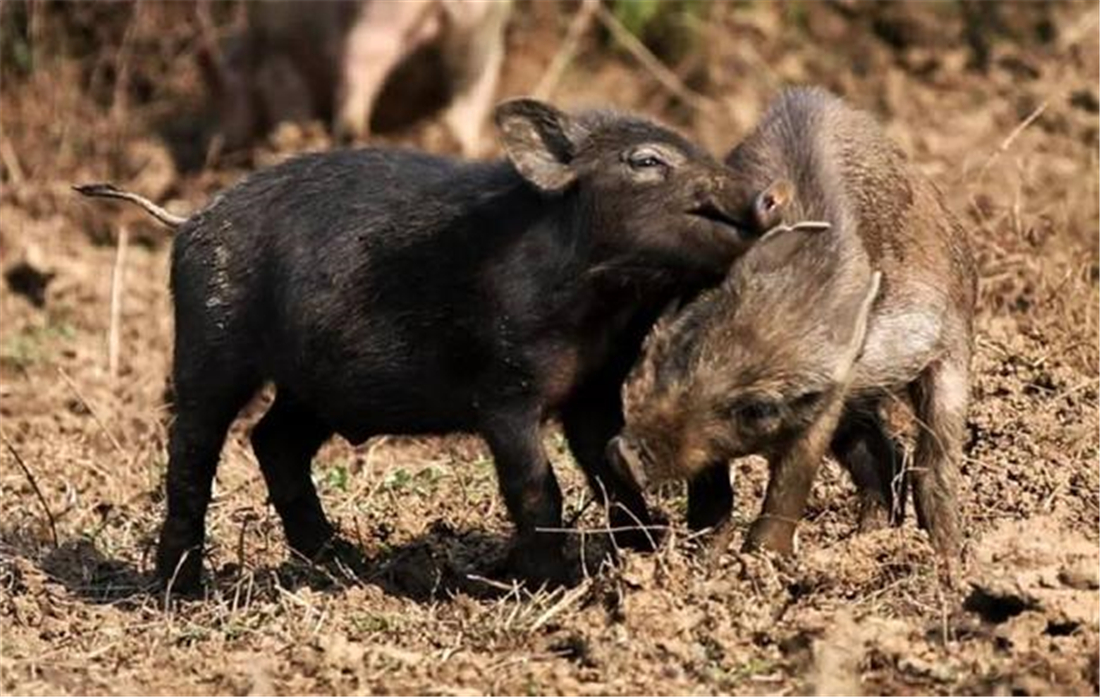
[687,462,733,533]
[561,379,658,552]
[479,406,568,583]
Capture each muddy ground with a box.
[1,2,1098,695]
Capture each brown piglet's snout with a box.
[607,436,648,490]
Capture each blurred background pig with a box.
[199,0,512,156]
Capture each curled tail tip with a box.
[73,182,121,197]
[71,182,188,228]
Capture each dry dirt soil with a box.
[1,2,1098,695]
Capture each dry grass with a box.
[1,2,1098,695]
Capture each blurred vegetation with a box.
[0,0,34,78]
[0,321,75,370]
[1,0,1056,86]
[608,0,711,63]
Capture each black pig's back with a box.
[168,149,552,438]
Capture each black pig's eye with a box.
[627,148,667,170]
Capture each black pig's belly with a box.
[276,359,488,444]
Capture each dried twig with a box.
[528,578,591,632]
[997,101,1049,155]
[108,226,129,379]
[58,367,126,457]
[0,128,25,186]
[533,0,600,100]
[564,493,595,528]
[110,2,142,123]
[466,573,520,593]
[535,523,668,536]
[594,4,718,117]
[977,100,1048,182]
[2,433,59,547]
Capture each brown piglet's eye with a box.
[727,398,780,423]
[742,401,779,421]
[792,390,824,409]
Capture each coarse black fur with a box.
[150,99,755,591]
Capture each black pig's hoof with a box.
[155,542,204,596]
[296,535,369,580]
[505,542,577,588]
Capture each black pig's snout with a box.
[685,178,742,232]
[687,178,719,208]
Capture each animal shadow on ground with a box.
[265,519,619,602]
[0,528,152,607]
[3,520,619,610]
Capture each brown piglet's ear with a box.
[833,270,882,379]
[494,98,587,193]
[752,179,793,232]
[731,221,820,280]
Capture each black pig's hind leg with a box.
[250,389,337,560]
[831,403,906,532]
[157,365,259,591]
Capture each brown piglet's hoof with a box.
[743,516,799,556]
[857,500,892,533]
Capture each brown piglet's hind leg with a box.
[908,354,968,563]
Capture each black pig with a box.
[78,99,754,591]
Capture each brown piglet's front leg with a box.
[744,394,847,555]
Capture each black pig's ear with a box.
[751,179,793,232]
[494,98,586,193]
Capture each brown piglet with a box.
[610,87,977,564]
